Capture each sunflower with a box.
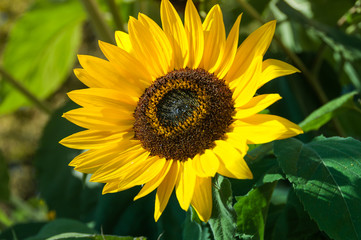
[60,0,303,222]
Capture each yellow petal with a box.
[224,131,248,153]
[201,5,226,73]
[70,142,132,173]
[184,0,204,69]
[191,177,212,222]
[176,159,196,211]
[115,31,132,52]
[67,88,137,109]
[213,140,253,179]
[138,13,174,71]
[98,40,152,86]
[161,0,189,68]
[258,59,300,88]
[232,56,263,108]
[215,14,242,79]
[128,17,171,78]
[90,147,149,182]
[234,94,282,119]
[73,68,102,88]
[102,181,120,194]
[226,20,276,81]
[233,114,304,144]
[60,130,124,150]
[134,159,173,200]
[154,161,180,221]
[78,55,135,90]
[116,156,166,191]
[192,150,219,177]
[62,107,133,131]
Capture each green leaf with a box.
[231,144,284,197]
[299,91,358,132]
[276,1,361,61]
[208,175,237,240]
[0,151,9,201]
[35,102,102,220]
[269,189,323,240]
[0,0,85,114]
[0,222,46,240]
[183,209,210,240]
[25,218,95,240]
[234,183,276,240]
[30,232,145,240]
[274,137,361,240]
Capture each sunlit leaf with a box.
[209,175,237,240]
[274,137,361,240]
[234,182,276,240]
[299,91,358,132]
[0,0,85,114]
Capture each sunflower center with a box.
[133,68,234,161]
[157,89,200,126]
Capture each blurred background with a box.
[0,0,360,239]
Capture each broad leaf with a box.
[269,189,323,240]
[0,222,46,240]
[299,91,358,132]
[208,175,237,240]
[26,218,95,240]
[35,102,100,220]
[234,182,276,240]
[0,0,85,114]
[29,232,144,240]
[274,137,361,240]
[231,144,284,196]
[183,210,211,240]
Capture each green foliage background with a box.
[0,0,361,239]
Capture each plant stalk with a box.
[0,66,51,115]
[80,0,115,44]
[105,0,124,31]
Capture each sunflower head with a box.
[60,0,303,222]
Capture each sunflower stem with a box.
[80,0,115,44]
[0,66,52,115]
[105,0,125,31]
[236,0,329,105]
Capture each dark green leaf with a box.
[35,102,101,220]
[269,189,325,240]
[276,1,361,61]
[0,151,9,201]
[231,144,284,197]
[299,91,358,132]
[0,0,85,114]
[0,222,46,240]
[234,183,276,240]
[30,232,145,240]
[208,175,237,240]
[25,218,95,240]
[274,137,361,240]
[183,209,211,240]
